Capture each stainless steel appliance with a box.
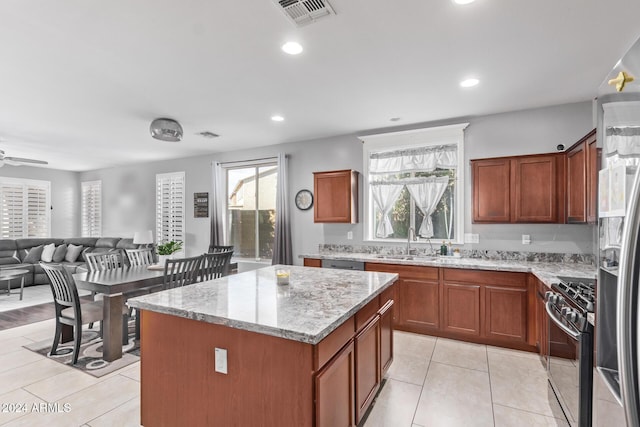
[595,34,640,427]
[545,277,595,427]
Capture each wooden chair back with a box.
[208,244,234,253]
[199,250,233,282]
[85,251,125,272]
[126,248,155,267]
[40,262,81,318]
[164,255,203,290]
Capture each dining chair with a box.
[125,248,155,267]
[40,262,128,364]
[208,244,234,253]
[199,250,233,282]
[85,251,125,271]
[164,255,203,290]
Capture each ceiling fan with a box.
[0,149,48,167]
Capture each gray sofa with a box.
[0,237,140,288]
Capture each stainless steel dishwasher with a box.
[321,259,365,270]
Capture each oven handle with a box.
[545,301,580,340]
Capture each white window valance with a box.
[369,144,457,174]
[604,127,640,157]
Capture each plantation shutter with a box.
[156,172,185,247]
[0,178,50,238]
[81,181,102,237]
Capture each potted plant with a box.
[156,240,183,265]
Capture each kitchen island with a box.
[128,265,398,427]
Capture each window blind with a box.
[81,180,102,237]
[156,172,185,247]
[0,178,50,238]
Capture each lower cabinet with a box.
[484,285,528,343]
[400,278,440,332]
[314,290,395,427]
[315,342,355,427]
[442,282,481,336]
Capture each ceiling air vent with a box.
[274,0,335,27]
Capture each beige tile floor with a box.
[0,321,570,426]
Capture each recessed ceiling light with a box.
[453,0,475,4]
[281,42,303,55]
[460,78,480,88]
[271,115,285,122]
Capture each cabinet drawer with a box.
[315,316,355,371]
[380,286,394,306]
[443,268,526,287]
[356,297,380,332]
[365,263,438,280]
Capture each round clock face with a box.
[295,189,313,210]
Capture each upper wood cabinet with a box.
[314,170,359,223]
[566,129,598,224]
[472,154,565,223]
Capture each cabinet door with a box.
[586,133,599,224]
[355,317,380,424]
[511,155,559,223]
[567,141,587,223]
[484,286,528,344]
[315,341,355,427]
[536,286,548,359]
[399,278,440,332]
[304,258,322,267]
[442,283,481,336]
[472,159,511,223]
[314,170,358,223]
[379,300,394,376]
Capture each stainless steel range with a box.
[545,276,595,427]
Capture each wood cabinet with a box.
[303,258,322,267]
[472,154,564,223]
[484,286,527,343]
[313,170,358,223]
[442,282,481,336]
[566,129,599,224]
[355,316,380,424]
[536,279,548,359]
[316,342,355,427]
[379,300,394,375]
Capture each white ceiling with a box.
[1,0,639,171]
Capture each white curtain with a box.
[209,162,225,249]
[605,134,640,157]
[369,145,457,174]
[370,183,404,237]
[405,177,449,238]
[272,153,292,265]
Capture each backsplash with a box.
[318,244,595,265]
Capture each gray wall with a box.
[0,165,79,237]
[76,101,596,262]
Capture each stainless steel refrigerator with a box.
[595,35,640,427]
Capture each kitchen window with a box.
[225,161,277,260]
[156,172,185,253]
[361,124,467,244]
[0,177,51,238]
[81,180,102,237]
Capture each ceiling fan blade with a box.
[4,156,48,165]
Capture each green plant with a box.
[157,240,183,255]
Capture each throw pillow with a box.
[41,243,56,262]
[65,244,83,263]
[23,245,44,264]
[52,244,68,262]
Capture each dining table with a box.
[72,265,165,362]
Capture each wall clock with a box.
[295,189,314,210]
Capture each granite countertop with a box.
[300,252,596,288]
[127,265,398,345]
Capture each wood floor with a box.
[0,294,93,331]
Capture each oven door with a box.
[545,300,582,426]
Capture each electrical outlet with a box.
[464,233,479,244]
[347,231,353,240]
[215,348,227,374]
[522,234,531,245]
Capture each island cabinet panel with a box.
[313,170,359,223]
[304,258,322,267]
[315,316,355,370]
[316,341,355,427]
[484,286,528,343]
[379,300,394,375]
[442,283,481,336]
[355,316,381,424]
[472,158,511,223]
[140,311,315,427]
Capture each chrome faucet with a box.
[407,227,417,254]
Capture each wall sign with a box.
[194,192,209,218]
